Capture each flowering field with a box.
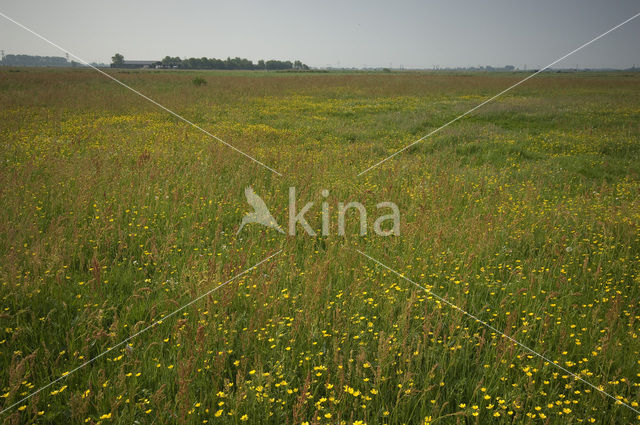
[1,68,639,424]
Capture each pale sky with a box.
[0,0,639,69]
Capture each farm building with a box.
[111,60,161,69]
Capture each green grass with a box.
[0,68,639,424]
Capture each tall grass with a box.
[0,68,639,424]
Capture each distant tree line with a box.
[1,54,71,67]
[159,55,309,70]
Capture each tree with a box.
[162,56,182,68]
[265,60,293,70]
[111,53,124,66]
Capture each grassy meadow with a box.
[0,68,639,424]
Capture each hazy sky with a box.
[1,0,639,68]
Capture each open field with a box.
[1,68,640,424]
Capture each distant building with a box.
[1,54,70,67]
[111,60,161,69]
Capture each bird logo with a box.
[237,186,284,234]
